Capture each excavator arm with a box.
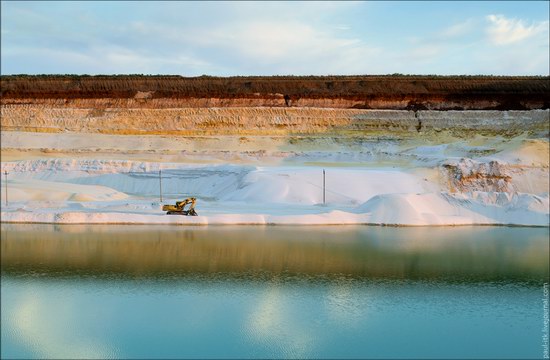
[162,197,198,216]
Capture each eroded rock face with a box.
[1,104,548,136]
[2,75,548,136]
[441,159,514,193]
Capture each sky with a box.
[1,1,549,76]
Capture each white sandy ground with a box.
[1,132,548,226]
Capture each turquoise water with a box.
[1,224,549,359]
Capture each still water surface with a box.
[1,224,548,359]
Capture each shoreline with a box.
[1,220,548,228]
[2,210,547,227]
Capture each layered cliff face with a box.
[1,75,548,225]
[2,75,548,136]
[2,104,548,136]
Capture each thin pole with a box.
[323,169,325,205]
[159,169,163,203]
[4,171,8,206]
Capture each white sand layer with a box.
[1,161,548,226]
[1,126,548,226]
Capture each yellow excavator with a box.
[162,197,198,216]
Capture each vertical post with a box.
[159,169,163,203]
[323,169,325,205]
[4,170,8,206]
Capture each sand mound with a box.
[4,179,129,202]
[356,192,549,226]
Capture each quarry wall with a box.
[2,75,548,136]
[1,104,548,136]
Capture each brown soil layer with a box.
[2,75,549,110]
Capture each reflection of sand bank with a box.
[1,225,548,281]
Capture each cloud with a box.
[395,13,548,75]
[486,14,548,45]
[195,20,372,64]
[1,1,379,75]
[2,2,549,75]
[440,18,477,38]
[107,18,381,75]
[2,45,214,75]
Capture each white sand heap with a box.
[1,156,548,226]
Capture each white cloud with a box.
[333,24,351,31]
[121,18,381,75]
[99,46,211,72]
[200,21,365,62]
[2,45,214,75]
[2,1,548,75]
[486,14,548,45]
[440,18,477,38]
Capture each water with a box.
[1,224,548,359]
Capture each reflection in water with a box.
[1,224,549,359]
[246,281,312,358]
[1,224,548,282]
[8,289,118,359]
[325,278,363,326]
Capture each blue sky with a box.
[1,1,548,75]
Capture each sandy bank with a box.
[1,160,547,226]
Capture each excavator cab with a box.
[162,197,198,216]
